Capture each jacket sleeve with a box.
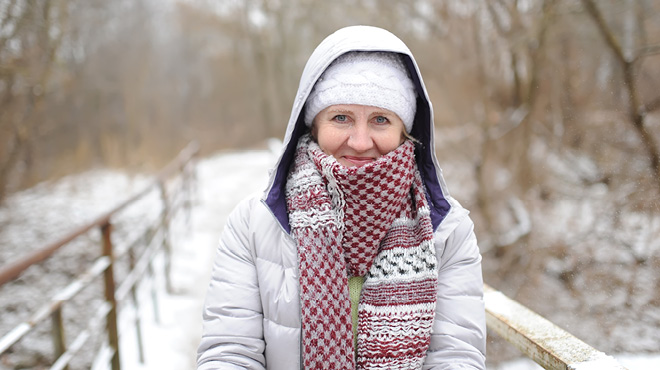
[197,198,267,370]
[424,213,487,370]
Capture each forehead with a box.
[320,104,397,115]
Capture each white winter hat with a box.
[304,51,417,132]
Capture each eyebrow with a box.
[325,108,394,116]
[326,109,354,115]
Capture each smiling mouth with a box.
[343,156,375,166]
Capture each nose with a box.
[347,122,374,152]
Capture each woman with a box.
[197,26,486,370]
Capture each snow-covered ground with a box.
[117,148,277,369]
[1,145,659,369]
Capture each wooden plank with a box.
[484,284,627,370]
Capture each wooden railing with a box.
[485,284,628,370]
[0,141,199,370]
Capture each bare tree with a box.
[581,0,660,194]
[0,0,69,202]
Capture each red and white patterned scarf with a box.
[286,134,437,369]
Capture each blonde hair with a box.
[402,129,420,145]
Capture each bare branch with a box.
[0,0,19,31]
[645,97,660,113]
[525,0,556,109]
[485,0,509,37]
[401,1,449,38]
[0,0,31,53]
[582,0,660,191]
[581,0,628,64]
[639,43,660,57]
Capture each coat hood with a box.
[263,25,452,233]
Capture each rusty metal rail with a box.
[484,284,627,370]
[0,141,199,370]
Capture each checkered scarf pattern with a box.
[286,134,437,369]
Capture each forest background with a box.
[1,0,660,364]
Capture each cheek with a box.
[376,131,406,155]
[316,127,346,156]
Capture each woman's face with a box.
[312,104,406,167]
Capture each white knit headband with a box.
[303,51,417,132]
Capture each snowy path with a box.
[119,148,277,369]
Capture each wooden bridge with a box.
[0,142,628,369]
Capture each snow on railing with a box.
[485,284,628,370]
[0,141,199,370]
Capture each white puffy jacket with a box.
[198,26,486,370]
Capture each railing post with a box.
[128,248,145,363]
[147,260,161,325]
[158,181,174,294]
[0,142,199,368]
[51,306,67,370]
[184,156,197,227]
[183,162,193,227]
[101,222,121,370]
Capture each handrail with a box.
[0,141,200,287]
[0,141,199,370]
[484,284,627,369]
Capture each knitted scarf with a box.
[285,134,437,370]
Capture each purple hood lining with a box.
[263,27,451,234]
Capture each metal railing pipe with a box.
[0,141,200,287]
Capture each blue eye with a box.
[334,115,347,122]
[375,116,388,124]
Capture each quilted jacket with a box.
[197,25,486,370]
